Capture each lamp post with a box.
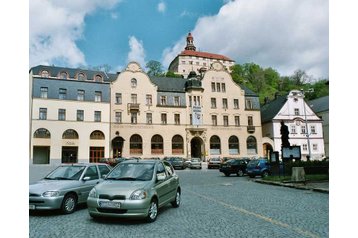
[301,90,312,160]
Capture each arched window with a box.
[130,134,143,154]
[228,136,239,155]
[59,71,68,79]
[131,78,137,88]
[246,136,257,154]
[90,130,105,140]
[172,135,184,154]
[210,135,221,155]
[40,70,49,78]
[77,72,86,81]
[62,129,79,139]
[33,128,51,138]
[151,135,163,154]
[94,74,103,82]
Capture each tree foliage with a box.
[146,60,164,76]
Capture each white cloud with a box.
[157,1,166,13]
[29,0,121,68]
[162,0,328,78]
[127,36,146,68]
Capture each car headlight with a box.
[130,189,147,200]
[42,191,60,197]
[88,188,98,198]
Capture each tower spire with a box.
[185,32,196,51]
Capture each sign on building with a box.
[192,105,202,126]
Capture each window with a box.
[40,87,48,98]
[172,135,184,154]
[229,136,239,155]
[84,166,99,180]
[313,144,318,151]
[189,61,193,65]
[115,112,122,123]
[59,71,68,79]
[98,165,110,177]
[175,114,180,125]
[95,91,102,102]
[290,125,296,134]
[216,83,221,92]
[221,83,226,92]
[146,113,152,124]
[222,98,228,109]
[151,135,164,154]
[190,114,192,125]
[223,116,229,127]
[34,128,50,138]
[246,99,253,109]
[115,93,122,104]
[212,115,217,126]
[131,78,137,88]
[174,96,180,106]
[211,98,217,108]
[310,125,317,134]
[161,113,167,124]
[211,82,216,92]
[77,73,86,81]
[77,110,84,121]
[62,129,79,139]
[160,96,167,105]
[189,96,192,107]
[294,108,300,115]
[301,126,306,134]
[131,112,137,124]
[235,116,240,126]
[41,70,49,78]
[77,90,85,101]
[130,134,142,154]
[248,116,253,126]
[210,136,221,155]
[94,111,101,122]
[39,108,47,120]
[234,99,239,109]
[302,144,308,151]
[131,94,137,104]
[90,130,105,140]
[95,75,103,82]
[58,109,66,121]
[246,136,257,154]
[59,88,67,100]
[146,94,152,105]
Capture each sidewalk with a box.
[254,179,329,193]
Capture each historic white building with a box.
[261,90,325,160]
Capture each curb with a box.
[254,179,329,194]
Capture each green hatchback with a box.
[87,160,181,222]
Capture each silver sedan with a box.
[189,158,202,169]
[29,163,111,214]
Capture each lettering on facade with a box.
[65,141,75,145]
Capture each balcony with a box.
[247,125,255,133]
[127,103,140,112]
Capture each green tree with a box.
[146,60,164,76]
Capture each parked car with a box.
[189,158,202,169]
[246,158,271,178]
[29,163,111,214]
[164,157,187,170]
[208,157,221,169]
[219,159,248,177]
[87,160,181,222]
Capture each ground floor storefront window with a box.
[90,147,105,163]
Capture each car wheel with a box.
[262,171,269,178]
[249,174,255,178]
[61,193,77,214]
[146,199,158,223]
[224,173,230,177]
[171,189,181,208]
[237,170,244,177]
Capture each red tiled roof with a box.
[179,50,234,62]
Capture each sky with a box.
[29,0,329,79]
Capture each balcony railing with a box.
[127,103,140,112]
[247,125,255,133]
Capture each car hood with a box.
[29,179,81,195]
[95,180,151,198]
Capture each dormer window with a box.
[59,71,68,79]
[131,78,137,88]
[41,70,49,78]
[77,72,86,81]
[95,74,103,82]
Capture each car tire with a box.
[61,193,77,214]
[249,174,255,178]
[146,199,158,223]
[171,189,181,208]
[262,170,269,178]
[237,170,244,177]
[224,172,230,177]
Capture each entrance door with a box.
[62,146,78,163]
[33,146,50,164]
[190,137,203,159]
[90,147,104,163]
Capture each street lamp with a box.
[301,90,312,160]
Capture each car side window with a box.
[163,161,174,176]
[98,165,110,177]
[157,162,167,178]
[84,166,99,180]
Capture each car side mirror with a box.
[83,176,91,181]
[157,174,166,181]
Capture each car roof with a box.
[59,163,109,166]
[120,159,159,164]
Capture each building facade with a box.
[261,90,325,160]
[29,62,264,165]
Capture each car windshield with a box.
[248,160,259,166]
[45,166,86,180]
[106,163,154,181]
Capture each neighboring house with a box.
[261,90,325,160]
[168,33,235,78]
[309,96,329,158]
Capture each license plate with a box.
[29,205,35,210]
[98,201,121,208]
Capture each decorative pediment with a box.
[125,62,143,73]
[210,61,224,71]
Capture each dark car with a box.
[246,158,270,178]
[208,157,221,169]
[219,159,249,177]
[164,157,187,170]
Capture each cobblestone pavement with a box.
[29,166,329,238]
